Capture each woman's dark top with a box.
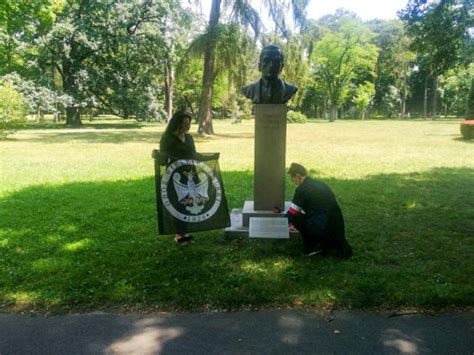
[159,132,196,159]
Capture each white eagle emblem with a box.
[172,170,209,215]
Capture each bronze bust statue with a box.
[241,44,298,104]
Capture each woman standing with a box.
[160,111,196,160]
[159,111,197,244]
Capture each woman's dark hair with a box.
[287,163,307,177]
[164,111,192,136]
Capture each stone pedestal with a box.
[225,105,292,238]
[254,104,288,210]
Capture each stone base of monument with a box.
[224,201,299,239]
[242,201,289,226]
[249,217,289,239]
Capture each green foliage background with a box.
[0,0,472,128]
[0,81,27,139]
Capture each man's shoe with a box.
[337,240,353,258]
[305,248,323,257]
[175,235,193,244]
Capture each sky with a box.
[198,0,410,22]
[305,0,409,21]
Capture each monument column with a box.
[225,44,298,238]
[254,104,287,210]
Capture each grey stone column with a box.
[254,104,287,210]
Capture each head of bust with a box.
[258,44,284,80]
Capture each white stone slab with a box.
[249,217,289,239]
[242,200,291,227]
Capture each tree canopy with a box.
[0,0,472,129]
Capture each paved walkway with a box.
[0,310,473,354]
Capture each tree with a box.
[175,57,204,117]
[2,72,70,121]
[195,0,308,134]
[311,19,378,121]
[353,81,375,119]
[186,22,257,128]
[38,0,185,126]
[38,1,114,126]
[83,1,190,121]
[388,28,416,119]
[399,0,471,119]
[196,0,222,135]
[0,0,63,76]
[0,81,27,139]
[301,82,327,118]
[439,63,474,117]
[369,19,416,118]
[161,4,197,121]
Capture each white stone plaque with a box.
[249,217,289,239]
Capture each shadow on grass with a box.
[212,132,255,140]
[14,130,164,144]
[452,137,473,143]
[14,130,256,145]
[22,120,152,130]
[0,168,472,313]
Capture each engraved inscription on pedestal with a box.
[254,104,287,211]
[249,217,289,239]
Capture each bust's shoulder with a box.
[242,79,260,92]
[282,81,298,103]
[283,81,298,93]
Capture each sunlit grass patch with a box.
[62,238,93,252]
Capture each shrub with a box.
[287,110,307,124]
[460,120,474,140]
[0,81,27,139]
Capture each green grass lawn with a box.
[0,118,473,314]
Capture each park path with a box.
[0,309,473,354]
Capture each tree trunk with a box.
[164,58,174,122]
[423,77,428,119]
[467,78,474,119]
[63,64,82,127]
[330,103,337,122]
[51,65,61,124]
[66,107,81,126]
[401,95,406,119]
[431,76,438,120]
[197,0,221,135]
[323,98,327,119]
[465,91,470,118]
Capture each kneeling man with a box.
[287,163,353,258]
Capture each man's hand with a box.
[272,206,282,213]
[288,224,298,233]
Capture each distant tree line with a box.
[0,0,472,134]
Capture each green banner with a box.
[153,151,230,235]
